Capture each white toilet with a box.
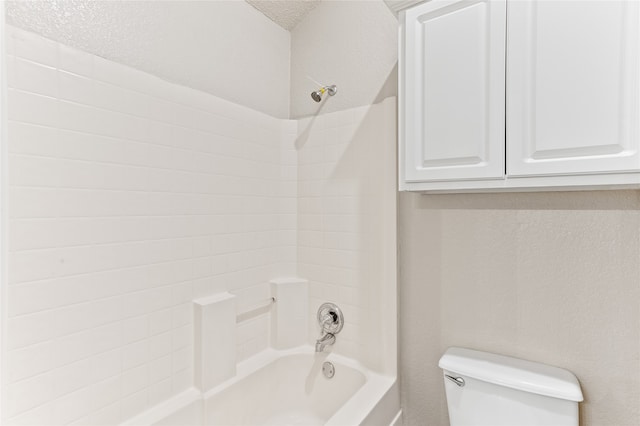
[439,347,584,426]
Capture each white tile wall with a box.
[4,26,297,424]
[296,98,397,375]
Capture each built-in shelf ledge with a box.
[270,277,308,349]
[194,292,236,392]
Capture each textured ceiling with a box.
[245,0,321,31]
[383,0,426,14]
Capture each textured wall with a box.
[399,190,640,425]
[289,0,398,118]
[5,0,291,118]
[4,27,297,424]
[296,98,397,375]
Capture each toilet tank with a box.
[439,347,583,426]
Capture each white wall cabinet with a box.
[401,0,506,183]
[400,0,640,192]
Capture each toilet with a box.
[439,347,583,426]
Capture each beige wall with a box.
[399,190,640,425]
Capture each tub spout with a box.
[315,332,335,352]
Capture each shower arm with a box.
[311,84,337,102]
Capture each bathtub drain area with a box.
[322,362,335,378]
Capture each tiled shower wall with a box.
[297,97,397,375]
[4,27,296,425]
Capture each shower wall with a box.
[2,1,401,423]
[296,98,397,375]
[4,27,296,424]
[289,0,398,375]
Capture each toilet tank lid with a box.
[439,347,584,402]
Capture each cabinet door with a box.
[402,0,506,182]
[507,0,640,177]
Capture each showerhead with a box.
[310,85,337,102]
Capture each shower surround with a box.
[2,26,397,425]
[4,27,297,424]
[296,100,397,373]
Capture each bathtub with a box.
[123,346,399,426]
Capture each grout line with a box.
[9,183,292,197]
[8,307,194,368]
[8,117,286,162]
[9,232,286,254]
[10,279,196,319]
[7,366,128,421]
[6,120,280,169]
[8,264,282,319]
[10,213,298,221]
[10,151,288,180]
[8,83,282,139]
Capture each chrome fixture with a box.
[236,296,276,323]
[445,374,465,387]
[315,332,336,353]
[311,85,337,102]
[322,361,335,378]
[315,302,343,352]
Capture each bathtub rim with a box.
[204,345,378,399]
[121,345,397,426]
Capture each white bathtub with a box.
[124,346,399,426]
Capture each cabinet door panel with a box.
[402,0,506,182]
[507,0,640,177]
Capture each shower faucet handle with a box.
[317,302,344,334]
